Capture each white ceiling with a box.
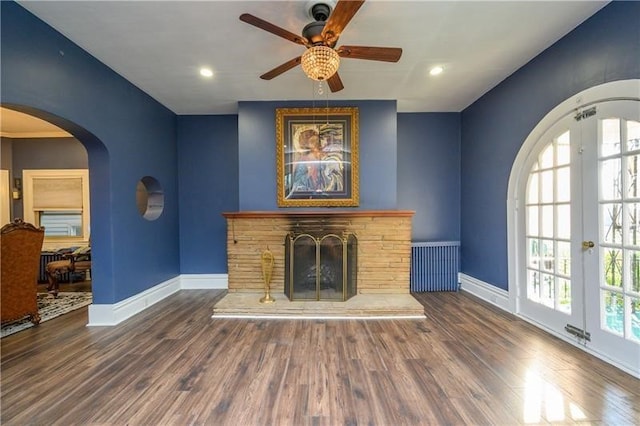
[15,0,608,116]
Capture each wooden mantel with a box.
[223,210,415,294]
[222,210,415,219]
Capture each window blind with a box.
[32,177,83,209]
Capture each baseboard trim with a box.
[459,273,511,312]
[87,274,229,326]
[181,274,228,289]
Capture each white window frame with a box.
[1,170,10,226]
[22,169,90,250]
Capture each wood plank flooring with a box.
[1,290,639,425]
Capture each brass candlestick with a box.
[260,249,275,303]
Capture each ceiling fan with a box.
[239,0,402,92]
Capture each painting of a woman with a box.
[289,124,344,196]
[291,128,326,192]
[276,107,358,207]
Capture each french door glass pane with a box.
[626,154,640,198]
[528,173,539,204]
[557,241,571,276]
[601,159,622,200]
[541,274,554,308]
[541,239,554,272]
[631,298,640,343]
[527,238,539,269]
[601,118,620,156]
[541,170,554,203]
[626,120,640,151]
[528,270,540,301]
[557,167,570,202]
[625,203,640,246]
[602,203,622,244]
[558,278,571,314]
[557,131,571,165]
[527,207,539,236]
[602,290,624,336]
[626,250,640,293]
[557,204,570,240]
[542,206,554,238]
[540,144,554,169]
[603,248,623,288]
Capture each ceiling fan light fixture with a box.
[429,66,444,76]
[199,68,214,78]
[301,45,340,81]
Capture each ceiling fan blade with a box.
[240,14,308,46]
[327,73,344,93]
[337,46,402,62]
[321,0,365,47]
[260,57,302,80]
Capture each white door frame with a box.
[1,169,10,225]
[507,79,640,377]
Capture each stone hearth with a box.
[212,292,425,319]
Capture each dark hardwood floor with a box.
[1,290,639,425]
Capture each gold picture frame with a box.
[276,107,359,207]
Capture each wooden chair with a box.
[46,247,91,297]
[1,218,45,326]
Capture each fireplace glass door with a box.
[285,232,357,301]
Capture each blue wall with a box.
[397,113,461,242]
[4,0,636,300]
[177,115,238,273]
[1,1,181,303]
[460,1,640,290]
[238,100,398,210]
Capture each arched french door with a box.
[508,80,640,376]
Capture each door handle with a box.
[582,240,595,249]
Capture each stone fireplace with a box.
[221,211,414,294]
[215,210,424,318]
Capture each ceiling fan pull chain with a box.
[325,85,330,125]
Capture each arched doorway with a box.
[507,80,640,376]
[1,104,111,314]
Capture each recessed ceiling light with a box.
[200,68,213,78]
[429,66,444,76]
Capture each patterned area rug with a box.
[1,292,92,338]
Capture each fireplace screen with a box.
[285,232,357,301]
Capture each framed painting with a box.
[276,107,359,207]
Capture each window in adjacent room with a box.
[22,169,90,248]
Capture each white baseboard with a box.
[87,274,228,326]
[459,273,511,312]
[180,274,228,289]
